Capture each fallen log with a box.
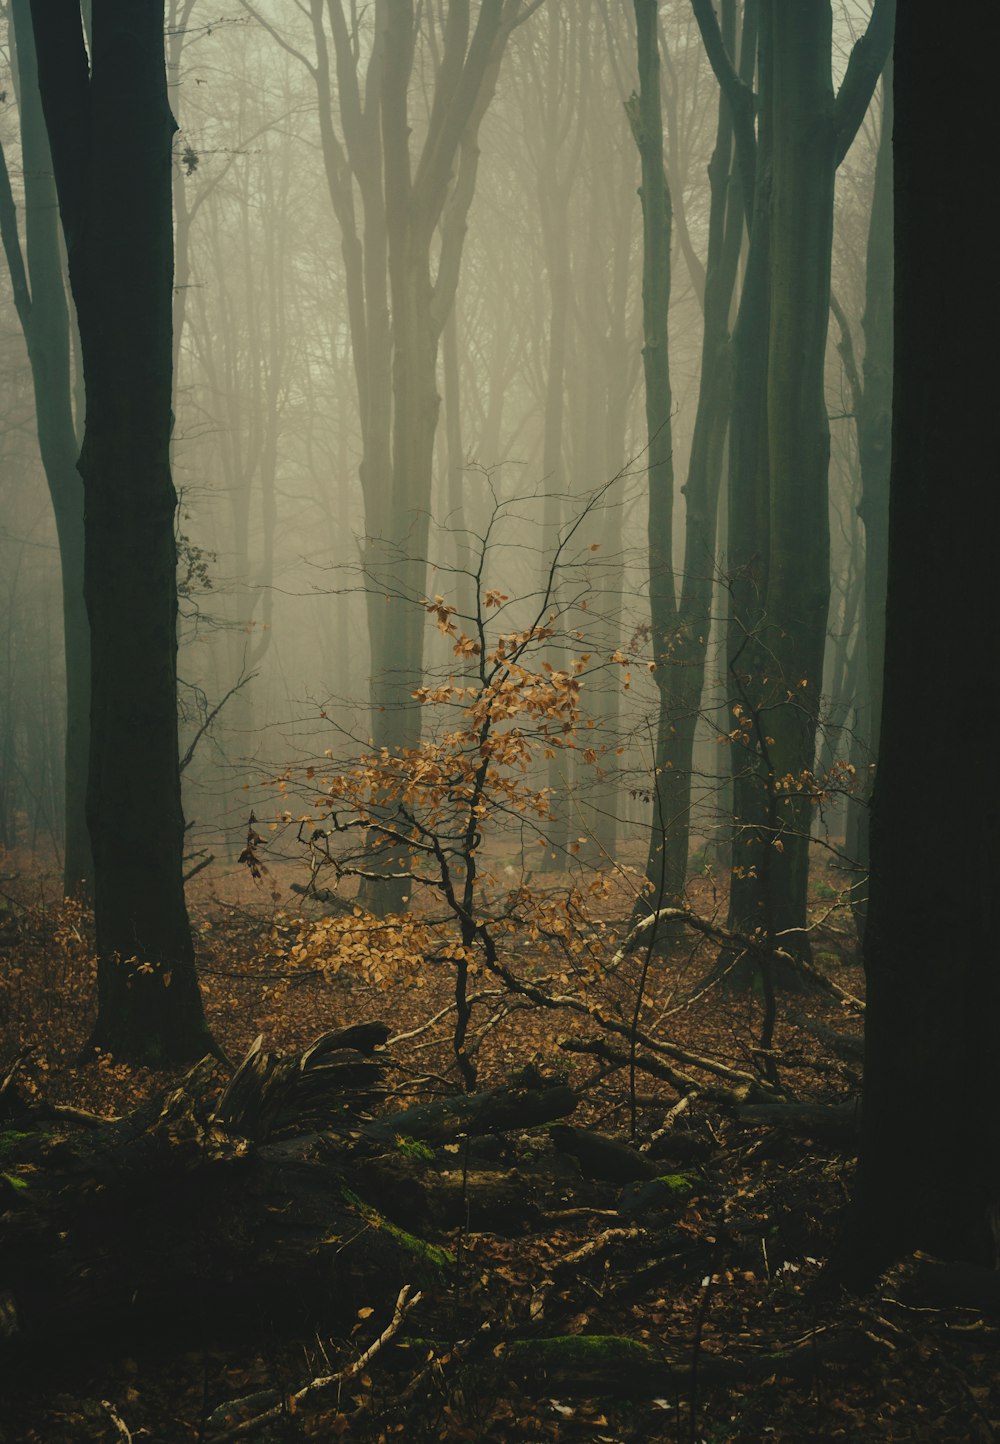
[362,1065,578,1146]
[0,1069,445,1350]
[736,1098,861,1146]
[352,1146,593,1234]
[502,1324,891,1397]
[549,1125,657,1184]
[0,1037,583,1353]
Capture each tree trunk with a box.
[4,1,92,897]
[723,9,774,953]
[628,0,679,905]
[711,0,893,968]
[755,0,838,952]
[30,0,213,1064]
[851,8,1000,1278]
[359,0,526,914]
[638,0,749,908]
[849,58,893,925]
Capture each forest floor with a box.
[1,845,997,1444]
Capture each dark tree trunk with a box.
[856,59,893,762]
[753,0,839,951]
[637,0,750,907]
[30,0,213,1064]
[698,0,893,968]
[851,11,1000,1277]
[628,0,678,904]
[717,4,774,951]
[3,1,92,897]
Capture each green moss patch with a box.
[394,1135,435,1163]
[511,1336,654,1368]
[340,1184,454,1275]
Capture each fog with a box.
[0,0,885,914]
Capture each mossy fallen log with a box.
[503,1325,890,1397]
[0,1029,417,1349]
[0,1037,582,1352]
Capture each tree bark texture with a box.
[29,0,212,1063]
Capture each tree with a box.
[243,0,539,915]
[850,10,999,1277]
[0,1,91,895]
[829,56,893,913]
[29,0,214,1063]
[694,0,893,963]
[627,0,677,902]
[629,0,750,906]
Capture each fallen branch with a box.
[641,1094,691,1153]
[99,1401,133,1443]
[554,1227,643,1272]
[209,1283,423,1442]
[474,940,783,1100]
[785,1006,865,1059]
[614,907,865,1010]
[884,1255,1000,1317]
[560,1034,774,1107]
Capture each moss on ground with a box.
[653,1171,698,1197]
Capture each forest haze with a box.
[0,3,996,1442]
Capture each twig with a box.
[51,1103,121,1128]
[179,671,257,774]
[182,853,215,885]
[641,1093,691,1153]
[388,990,505,1046]
[209,1285,423,1441]
[554,1226,642,1271]
[100,1402,132,1443]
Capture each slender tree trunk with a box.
[31,0,214,1064]
[3,1,92,896]
[848,58,893,924]
[441,305,476,627]
[628,0,677,908]
[637,0,748,906]
[537,210,572,869]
